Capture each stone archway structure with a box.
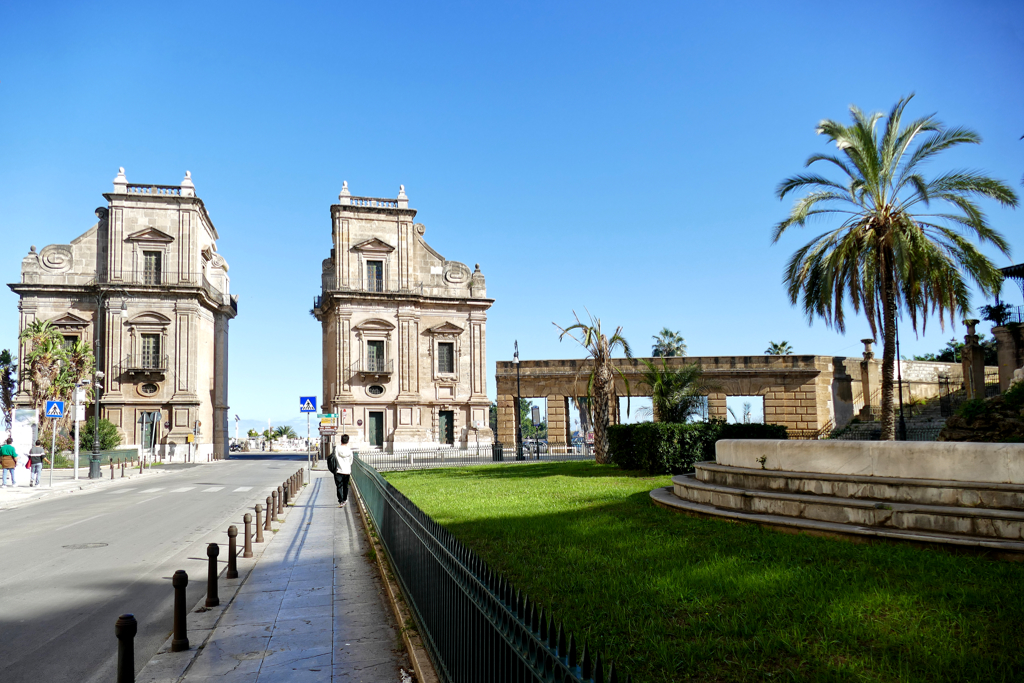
[495,355,837,444]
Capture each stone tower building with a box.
[8,168,237,461]
[312,183,493,449]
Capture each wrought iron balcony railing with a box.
[123,354,169,373]
[352,359,393,377]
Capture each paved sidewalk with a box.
[151,470,410,683]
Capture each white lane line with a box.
[170,487,196,493]
[232,486,252,492]
[202,486,224,492]
[140,488,164,493]
[55,514,105,531]
[105,490,130,495]
[134,496,163,505]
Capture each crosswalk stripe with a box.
[170,487,195,493]
[105,490,129,495]
[140,488,164,493]
[202,486,224,492]
[232,486,252,492]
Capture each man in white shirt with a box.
[328,434,355,508]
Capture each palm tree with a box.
[651,328,686,357]
[765,341,794,355]
[262,428,279,452]
[0,350,16,438]
[246,428,259,438]
[274,425,298,441]
[636,359,714,423]
[773,95,1018,439]
[554,311,632,463]
[18,320,67,422]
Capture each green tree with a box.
[0,350,15,438]
[18,320,67,421]
[262,428,279,451]
[555,311,632,463]
[274,425,298,440]
[246,428,259,438]
[636,359,714,423]
[79,417,122,451]
[651,328,686,357]
[913,335,997,366]
[773,96,1018,440]
[765,341,793,355]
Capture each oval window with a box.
[367,385,385,396]
[140,383,159,395]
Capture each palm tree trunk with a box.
[592,364,611,464]
[880,251,897,441]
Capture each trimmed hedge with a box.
[608,420,788,474]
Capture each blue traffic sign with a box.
[299,396,317,413]
[45,400,65,418]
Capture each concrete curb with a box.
[352,479,440,683]
[135,476,310,683]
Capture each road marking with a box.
[232,486,252,492]
[170,487,196,493]
[140,488,164,493]
[134,496,163,505]
[105,490,129,495]
[56,514,105,531]
[202,486,224,492]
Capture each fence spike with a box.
[548,616,557,649]
[581,645,592,678]
[558,623,566,658]
[539,609,548,640]
[608,662,619,683]
[528,602,536,632]
[595,652,604,683]
[568,634,578,669]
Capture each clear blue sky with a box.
[1,0,1022,426]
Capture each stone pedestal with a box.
[992,325,1024,392]
[961,320,986,399]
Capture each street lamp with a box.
[513,341,523,460]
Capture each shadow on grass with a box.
[387,463,1024,683]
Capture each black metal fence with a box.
[354,442,595,472]
[352,457,628,683]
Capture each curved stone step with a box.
[673,474,1024,541]
[650,485,1024,556]
[694,461,1024,511]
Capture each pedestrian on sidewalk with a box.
[28,441,49,487]
[328,434,354,507]
[1,438,18,488]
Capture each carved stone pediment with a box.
[427,322,464,337]
[351,238,395,254]
[127,311,172,326]
[125,228,174,243]
[352,318,396,333]
[51,312,91,329]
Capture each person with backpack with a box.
[28,440,49,487]
[327,434,354,507]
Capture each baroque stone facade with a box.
[313,183,493,449]
[8,169,237,461]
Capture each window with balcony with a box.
[143,251,162,285]
[438,342,455,374]
[367,340,386,372]
[366,260,384,292]
[141,334,161,369]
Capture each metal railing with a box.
[352,358,394,374]
[123,353,169,372]
[352,458,627,683]
[354,442,595,472]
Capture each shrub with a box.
[956,398,989,425]
[79,417,122,451]
[608,420,788,475]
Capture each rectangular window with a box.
[366,260,384,292]
[143,251,162,285]
[62,335,78,351]
[367,340,385,372]
[141,334,160,368]
[438,342,454,374]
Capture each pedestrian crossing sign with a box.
[299,396,317,413]
[46,400,65,418]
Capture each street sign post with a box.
[300,397,317,475]
[45,401,64,486]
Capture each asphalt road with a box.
[0,454,310,683]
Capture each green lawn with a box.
[382,462,1024,683]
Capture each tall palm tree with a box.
[774,95,1018,439]
[262,428,279,452]
[765,341,794,355]
[636,359,714,423]
[19,320,67,422]
[651,328,686,357]
[554,311,632,463]
[274,425,298,440]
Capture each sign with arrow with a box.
[45,401,65,418]
[299,396,317,413]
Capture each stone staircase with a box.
[652,459,1024,556]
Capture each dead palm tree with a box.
[554,311,632,463]
[774,95,1018,439]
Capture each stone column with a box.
[859,339,877,420]
[961,319,986,399]
[992,325,1024,392]
[546,395,569,444]
[496,394,516,445]
[212,313,229,461]
[707,393,727,422]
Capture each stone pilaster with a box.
[546,395,569,443]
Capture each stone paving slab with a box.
[142,470,411,683]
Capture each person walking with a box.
[327,434,354,508]
[1,437,19,488]
[28,440,49,487]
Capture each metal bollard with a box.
[243,513,253,558]
[227,526,238,579]
[110,459,114,480]
[205,543,220,607]
[255,504,264,542]
[283,481,289,507]
[115,613,137,683]
[265,495,274,529]
[171,570,189,652]
[277,486,284,515]
[121,459,125,477]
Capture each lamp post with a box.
[513,341,523,460]
[91,290,128,478]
